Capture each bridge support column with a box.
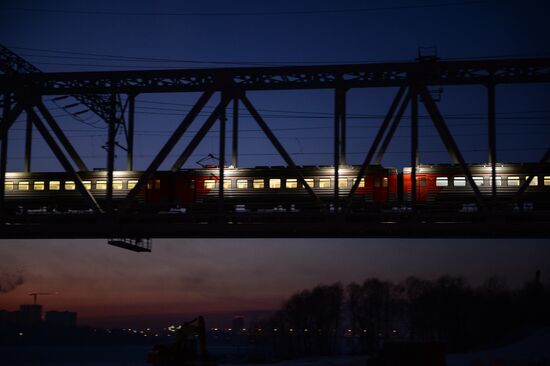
[24,112,32,172]
[0,94,11,212]
[488,82,497,199]
[334,89,341,209]
[219,92,227,215]
[232,97,239,168]
[411,84,418,208]
[107,93,117,208]
[127,94,135,171]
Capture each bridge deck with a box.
[1,212,548,238]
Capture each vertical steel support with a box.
[127,94,135,171]
[219,92,227,214]
[340,89,347,166]
[107,93,116,206]
[24,112,32,172]
[0,94,10,210]
[488,83,497,199]
[334,89,341,207]
[232,97,239,168]
[411,84,419,207]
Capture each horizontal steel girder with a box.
[1,58,550,95]
[0,217,548,239]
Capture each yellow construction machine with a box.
[147,316,217,366]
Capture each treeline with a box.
[254,273,549,358]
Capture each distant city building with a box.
[45,311,77,327]
[19,304,42,326]
[0,310,18,325]
[232,316,245,334]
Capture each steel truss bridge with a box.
[1,45,549,241]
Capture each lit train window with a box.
[5,182,14,191]
[269,179,281,189]
[436,177,448,187]
[204,180,216,189]
[473,177,484,186]
[352,178,365,188]
[18,181,29,191]
[544,176,550,186]
[507,176,520,186]
[237,179,248,189]
[527,176,538,186]
[65,181,76,190]
[127,180,138,190]
[453,177,466,187]
[49,181,60,190]
[303,178,314,188]
[319,178,331,188]
[286,179,298,189]
[253,179,264,189]
[113,180,124,190]
[34,181,45,191]
[382,177,389,187]
[96,181,107,190]
[338,178,348,188]
[154,180,161,189]
[223,180,231,189]
[488,177,502,186]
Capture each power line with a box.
[0,1,498,17]
[6,146,546,161]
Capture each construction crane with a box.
[28,292,56,305]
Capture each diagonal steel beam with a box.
[122,90,214,206]
[240,93,324,209]
[26,107,102,213]
[418,85,484,205]
[0,99,23,211]
[373,92,410,165]
[0,102,24,137]
[170,94,232,171]
[36,102,88,171]
[515,148,550,198]
[345,86,407,211]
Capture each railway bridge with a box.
[1,45,549,241]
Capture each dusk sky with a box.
[1,0,550,328]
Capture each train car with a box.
[171,165,398,212]
[2,170,145,213]
[402,163,550,211]
[2,165,398,213]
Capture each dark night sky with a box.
[1,0,550,327]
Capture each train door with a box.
[416,175,428,202]
[373,175,390,202]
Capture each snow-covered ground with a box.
[447,328,550,366]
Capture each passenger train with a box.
[2,163,549,214]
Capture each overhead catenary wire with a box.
[0,1,503,17]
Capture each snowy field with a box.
[2,329,548,366]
